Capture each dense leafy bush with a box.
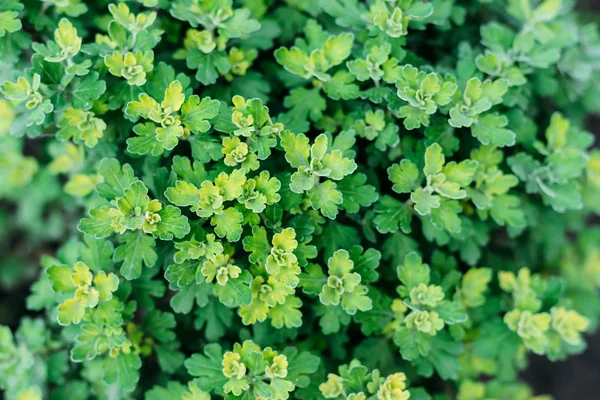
[1,0,600,399]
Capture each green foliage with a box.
[1,0,599,399]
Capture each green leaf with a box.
[373,195,412,234]
[323,32,354,67]
[424,143,444,177]
[323,71,359,100]
[180,96,220,133]
[170,282,211,314]
[127,123,163,156]
[187,50,230,86]
[411,188,441,216]
[165,180,200,209]
[337,173,379,213]
[429,199,462,233]
[190,134,225,164]
[155,205,190,240]
[274,46,311,79]
[243,225,270,265]
[424,333,463,380]
[319,0,365,28]
[185,344,229,392]
[459,267,492,308]
[114,231,158,280]
[78,206,114,238]
[172,155,207,186]
[146,382,187,400]
[194,297,234,341]
[349,246,381,284]
[0,11,21,37]
[280,130,310,168]
[213,270,253,307]
[218,8,261,39]
[96,158,137,201]
[472,113,516,147]
[211,207,244,242]
[389,159,420,193]
[432,301,468,324]
[308,180,343,219]
[103,352,142,392]
[282,87,326,123]
[269,296,303,329]
[142,310,177,343]
[165,260,198,288]
[71,72,106,109]
[321,150,357,180]
[397,252,430,294]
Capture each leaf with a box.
[103,352,142,392]
[318,221,360,260]
[142,310,177,344]
[114,231,158,280]
[341,284,372,315]
[319,0,365,28]
[323,71,359,100]
[274,47,311,79]
[411,188,441,216]
[146,382,187,400]
[432,301,468,324]
[308,180,343,219]
[472,113,516,147]
[57,298,85,325]
[170,282,211,314]
[180,95,219,133]
[424,333,463,381]
[280,130,310,168]
[442,160,478,187]
[126,93,159,119]
[459,267,492,308]
[321,150,357,180]
[282,87,326,123]
[155,205,190,240]
[406,2,434,19]
[218,8,261,39]
[0,76,30,100]
[243,225,270,265]
[48,265,76,293]
[127,123,163,156]
[165,180,200,209]
[78,206,114,238]
[349,246,381,284]
[185,344,229,392]
[323,32,354,67]
[194,297,234,341]
[337,173,379,213]
[165,260,198,288]
[397,252,430,294]
[211,207,244,242]
[71,72,106,109]
[373,195,413,234]
[429,199,462,233]
[161,81,185,111]
[424,143,444,177]
[213,270,253,307]
[171,155,207,186]
[189,134,224,164]
[187,50,230,85]
[96,158,137,201]
[0,11,21,37]
[388,159,420,193]
[269,296,303,328]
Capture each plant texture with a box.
[1,0,600,399]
